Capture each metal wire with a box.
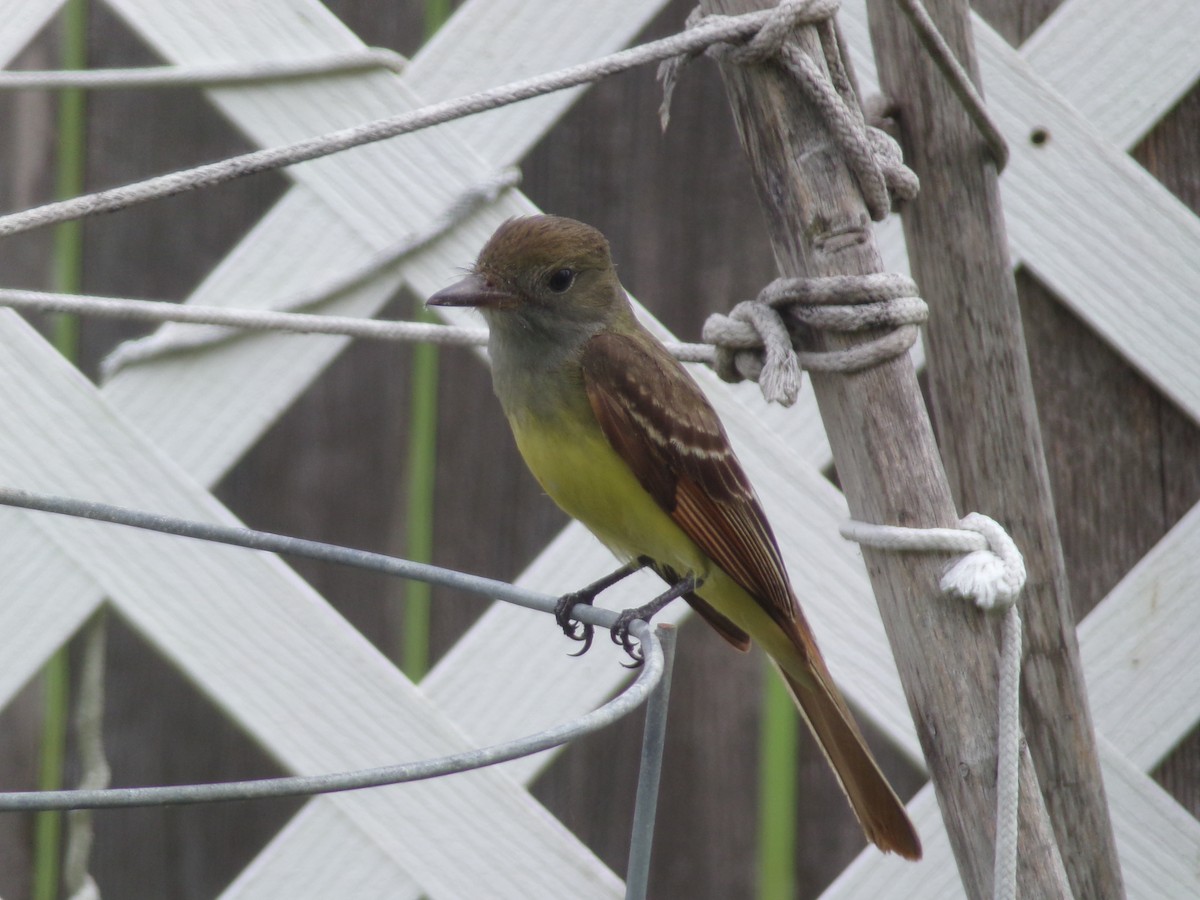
[0,487,616,629]
[0,620,665,811]
[625,625,677,900]
[0,5,796,241]
[0,487,678,814]
[0,48,407,90]
[0,288,718,367]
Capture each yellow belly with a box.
[509,409,709,581]
[507,404,794,657]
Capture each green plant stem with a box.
[34,4,88,899]
[757,662,798,900]
[398,0,454,681]
[33,655,69,900]
[423,0,452,40]
[402,308,438,680]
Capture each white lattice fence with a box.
[0,0,1197,896]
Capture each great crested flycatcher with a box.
[428,215,920,860]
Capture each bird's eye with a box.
[546,268,575,293]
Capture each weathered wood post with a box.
[865,1,1125,896]
[698,0,1070,895]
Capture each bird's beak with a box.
[426,274,515,310]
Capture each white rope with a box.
[0,5,804,240]
[1,288,490,343]
[659,0,918,220]
[709,297,804,404]
[992,604,1022,900]
[101,167,520,375]
[0,48,406,90]
[841,512,1023,899]
[892,0,1008,170]
[2,257,919,400]
[0,162,710,367]
[657,1,922,407]
[701,273,927,405]
[0,287,715,367]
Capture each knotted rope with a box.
[658,1,925,406]
[701,273,926,405]
[659,0,919,221]
[843,513,1025,900]
[661,0,1013,414]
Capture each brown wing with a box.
[579,329,797,632]
[583,333,922,860]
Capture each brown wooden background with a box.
[0,0,1196,897]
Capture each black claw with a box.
[553,560,657,660]
[554,560,680,664]
[610,609,646,667]
[566,625,594,657]
[606,571,700,667]
[555,591,596,656]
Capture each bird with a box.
[427,214,921,860]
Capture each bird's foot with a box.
[609,607,650,666]
[611,572,701,667]
[554,590,597,657]
[555,557,653,658]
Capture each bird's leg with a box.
[555,556,654,656]
[612,572,703,665]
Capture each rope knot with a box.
[839,510,1025,898]
[658,0,918,219]
[722,0,838,66]
[867,125,920,206]
[702,297,802,405]
[940,513,1026,611]
[658,0,841,130]
[839,511,1026,611]
[702,273,927,406]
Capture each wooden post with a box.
[864,2,1125,897]
[698,1,1071,896]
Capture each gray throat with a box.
[483,311,601,423]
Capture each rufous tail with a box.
[771,645,922,860]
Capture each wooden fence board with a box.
[1080,499,1200,769]
[1023,0,1200,141]
[826,741,1200,898]
[827,1,1200,894]
[0,513,100,701]
[0,0,62,64]
[842,0,1200,422]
